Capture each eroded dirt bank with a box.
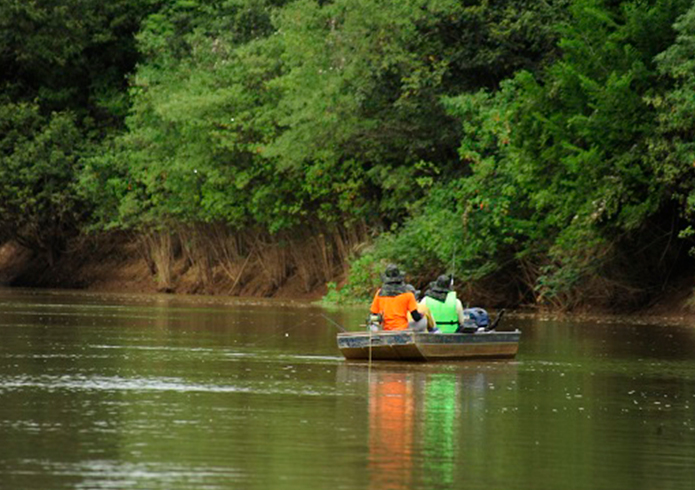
[0,234,331,301]
[1,233,694,316]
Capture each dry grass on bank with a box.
[0,224,368,300]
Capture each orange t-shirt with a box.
[370,290,418,331]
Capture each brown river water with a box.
[1,288,695,489]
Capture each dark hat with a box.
[433,274,451,292]
[381,264,405,284]
[405,283,421,301]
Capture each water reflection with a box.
[368,371,415,490]
[339,362,518,490]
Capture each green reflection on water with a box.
[424,374,457,486]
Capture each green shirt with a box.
[423,291,459,333]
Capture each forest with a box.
[1,0,695,311]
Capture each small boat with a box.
[336,330,521,362]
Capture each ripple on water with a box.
[0,374,334,397]
[12,459,245,490]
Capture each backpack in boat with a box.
[459,307,490,333]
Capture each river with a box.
[0,288,694,489]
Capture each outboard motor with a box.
[459,308,490,333]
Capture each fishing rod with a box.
[449,244,457,289]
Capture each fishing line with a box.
[320,313,347,333]
[368,324,373,376]
[248,311,350,348]
[244,315,315,348]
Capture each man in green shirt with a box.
[420,275,465,333]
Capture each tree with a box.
[0,104,83,264]
[652,3,695,246]
[0,0,154,125]
[340,0,692,308]
[0,0,157,260]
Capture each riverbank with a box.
[1,235,693,316]
[0,235,331,301]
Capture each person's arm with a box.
[407,292,422,321]
[418,303,436,330]
[368,292,383,329]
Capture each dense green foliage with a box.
[329,0,695,308]
[0,0,156,258]
[0,103,82,264]
[2,0,695,308]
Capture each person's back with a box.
[371,290,417,330]
[370,265,423,331]
[421,275,464,333]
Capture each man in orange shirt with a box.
[369,265,426,331]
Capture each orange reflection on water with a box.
[368,372,414,490]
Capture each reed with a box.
[139,230,175,291]
[130,221,369,296]
[177,224,213,287]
